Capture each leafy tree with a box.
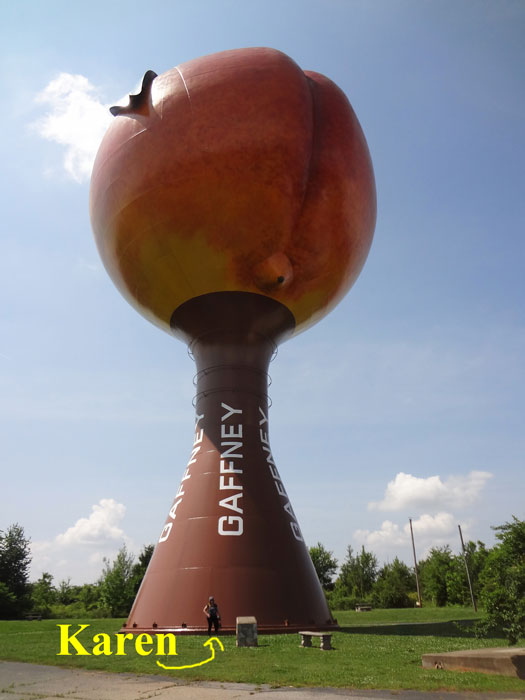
[0,583,16,615]
[131,544,155,594]
[469,540,489,596]
[479,516,525,645]
[0,524,31,618]
[444,555,470,606]
[99,545,136,617]
[78,582,101,609]
[50,582,103,618]
[446,540,488,606]
[373,558,415,608]
[309,542,338,589]
[419,545,453,606]
[336,546,377,600]
[31,572,56,616]
[56,578,75,605]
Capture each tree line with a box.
[1,516,524,643]
[0,530,153,621]
[309,516,524,644]
[309,539,488,610]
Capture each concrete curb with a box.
[422,647,525,679]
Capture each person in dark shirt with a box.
[203,596,221,635]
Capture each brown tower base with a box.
[122,292,337,634]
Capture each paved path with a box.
[1,661,523,700]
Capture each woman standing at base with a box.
[203,596,221,635]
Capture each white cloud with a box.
[354,511,466,560]
[407,512,473,558]
[33,73,112,182]
[369,470,492,513]
[31,498,134,584]
[354,520,407,549]
[407,511,456,538]
[55,498,127,546]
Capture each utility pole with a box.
[409,518,422,608]
[458,524,477,612]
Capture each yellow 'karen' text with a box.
[56,624,177,657]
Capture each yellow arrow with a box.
[156,637,224,670]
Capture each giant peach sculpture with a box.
[90,47,376,633]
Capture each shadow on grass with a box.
[339,619,506,639]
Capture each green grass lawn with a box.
[0,608,523,692]
[336,605,482,626]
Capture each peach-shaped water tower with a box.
[90,47,376,634]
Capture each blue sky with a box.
[1,0,524,584]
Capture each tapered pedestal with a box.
[123,292,336,634]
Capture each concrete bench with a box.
[355,605,372,612]
[25,614,42,621]
[299,631,332,650]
